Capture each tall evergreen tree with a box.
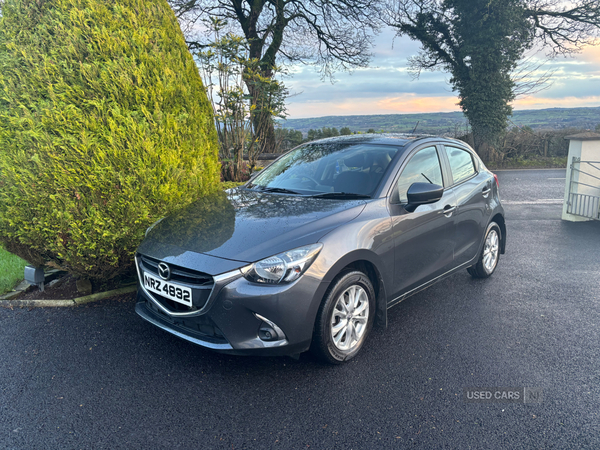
[0,0,219,279]
[387,0,600,157]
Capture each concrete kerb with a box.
[0,285,137,308]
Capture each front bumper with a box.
[135,254,320,356]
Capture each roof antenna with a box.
[411,121,419,134]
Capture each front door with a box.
[443,145,492,267]
[389,146,456,299]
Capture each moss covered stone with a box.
[0,0,220,279]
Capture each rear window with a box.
[445,147,476,184]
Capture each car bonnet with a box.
[138,188,367,272]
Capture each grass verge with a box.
[486,156,567,170]
[0,246,27,294]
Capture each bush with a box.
[0,0,219,280]
[457,127,574,162]
[498,127,572,160]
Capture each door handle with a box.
[482,187,491,197]
[443,205,456,217]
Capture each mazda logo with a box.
[157,262,171,281]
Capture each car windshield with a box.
[248,141,401,196]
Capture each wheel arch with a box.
[319,250,389,330]
[491,213,506,254]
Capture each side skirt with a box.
[386,257,477,310]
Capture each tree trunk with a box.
[254,111,277,153]
[244,73,278,154]
[472,127,492,162]
[234,145,244,181]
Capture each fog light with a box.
[258,326,276,341]
[255,313,286,342]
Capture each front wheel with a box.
[311,270,375,364]
[467,222,501,278]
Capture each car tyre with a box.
[311,270,375,364]
[467,222,501,278]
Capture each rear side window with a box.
[396,146,443,203]
[445,146,476,185]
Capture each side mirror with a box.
[406,182,443,206]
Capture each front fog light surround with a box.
[243,243,323,284]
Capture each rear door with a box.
[440,145,494,267]
[388,145,457,299]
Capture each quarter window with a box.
[396,147,443,203]
[445,146,476,184]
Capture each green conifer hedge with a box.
[0,0,219,280]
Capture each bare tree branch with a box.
[511,52,556,97]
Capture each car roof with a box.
[305,133,466,148]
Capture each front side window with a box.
[445,146,476,185]
[396,146,443,204]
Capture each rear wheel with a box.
[467,222,501,278]
[311,270,375,364]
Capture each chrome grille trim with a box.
[139,255,213,286]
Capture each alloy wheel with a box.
[330,285,369,352]
[483,229,499,274]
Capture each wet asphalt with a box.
[2,168,600,449]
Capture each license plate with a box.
[143,272,193,307]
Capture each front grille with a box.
[139,255,212,285]
[144,300,227,344]
[137,254,214,313]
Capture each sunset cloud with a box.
[284,29,600,119]
[377,95,459,113]
[512,95,600,109]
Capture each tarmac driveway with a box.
[1,169,599,449]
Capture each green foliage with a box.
[306,127,340,142]
[221,181,246,190]
[389,0,600,157]
[485,156,568,170]
[275,127,303,151]
[451,0,530,152]
[340,127,352,136]
[498,127,573,159]
[394,0,530,154]
[0,0,219,280]
[0,246,27,294]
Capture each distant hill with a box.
[280,106,600,136]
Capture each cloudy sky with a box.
[283,27,600,119]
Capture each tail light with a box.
[493,173,499,188]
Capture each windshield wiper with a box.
[311,192,371,199]
[254,186,300,195]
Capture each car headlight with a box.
[145,217,164,237]
[242,244,323,284]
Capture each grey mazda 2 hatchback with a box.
[135,134,506,363]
